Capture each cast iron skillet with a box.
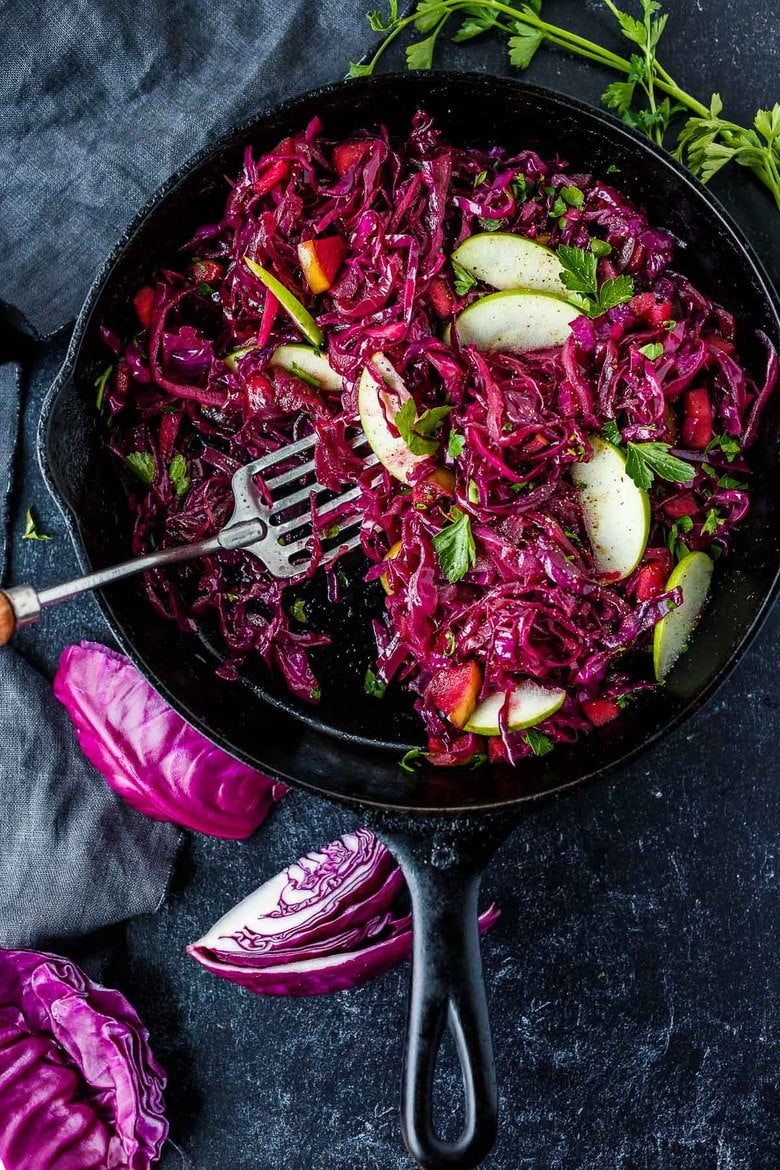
[37,73,780,1169]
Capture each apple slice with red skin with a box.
[297,237,347,294]
[425,662,483,730]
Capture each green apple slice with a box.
[572,436,650,579]
[452,232,569,296]
[270,344,343,391]
[465,682,566,736]
[447,290,579,352]
[357,353,426,483]
[653,552,713,681]
[223,343,257,372]
[243,256,324,348]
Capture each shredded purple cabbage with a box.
[103,113,777,766]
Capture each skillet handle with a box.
[370,816,511,1170]
[402,860,496,1169]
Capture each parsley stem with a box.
[476,0,635,73]
[487,1,711,118]
[355,6,429,73]
[651,75,709,118]
[362,0,777,207]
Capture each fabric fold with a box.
[0,362,180,948]
[0,0,376,336]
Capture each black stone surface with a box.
[5,2,779,1166]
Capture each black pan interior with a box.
[40,73,780,811]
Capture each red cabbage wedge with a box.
[187,828,499,995]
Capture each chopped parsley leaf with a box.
[432,508,476,583]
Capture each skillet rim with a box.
[37,70,780,815]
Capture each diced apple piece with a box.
[681,387,713,450]
[133,286,155,329]
[411,467,456,509]
[243,256,323,348]
[653,551,713,681]
[448,291,579,353]
[357,354,427,484]
[572,437,651,580]
[465,682,566,736]
[428,276,454,318]
[633,560,670,602]
[333,140,370,176]
[426,662,483,730]
[380,540,402,596]
[452,232,570,296]
[269,344,343,391]
[582,698,621,726]
[297,236,347,295]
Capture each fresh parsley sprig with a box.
[395,400,452,456]
[169,454,191,498]
[556,245,634,316]
[94,364,113,410]
[448,430,466,458]
[704,433,741,462]
[22,508,53,542]
[602,421,695,489]
[400,746,428,771]
[364,667,387,697]
[452,257,477,297]
[624,442,695,490]
[356,1,780,210]
[432,507,477,582]
[124,451,156,486]
[701,507,725,535]
[668,513,693,560]
[524,728,554,756]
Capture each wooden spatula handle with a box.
[0,593,15,645]
[0,586,42,644]
[0,521,259,644]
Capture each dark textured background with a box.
[4,1,779,1167]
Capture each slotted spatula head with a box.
[226,430,380,578]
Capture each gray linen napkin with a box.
[0,0,373,337]
[0,0,380,947]
[0,0,377,947]
[0,360,180,947]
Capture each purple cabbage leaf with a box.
[53,641,287,839]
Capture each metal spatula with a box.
[0,431,379,645]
